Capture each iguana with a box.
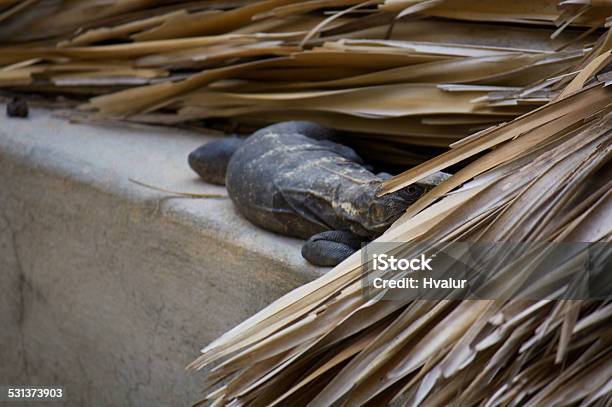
[189,121,449,267]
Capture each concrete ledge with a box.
[0,107,324,406]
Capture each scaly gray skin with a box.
[189,121,450,267]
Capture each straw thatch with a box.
[186,53,611,406]
[1,1,610,164]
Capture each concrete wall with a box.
[0,108,323,406]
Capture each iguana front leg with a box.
[301,230,363,267]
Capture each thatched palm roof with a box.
[0,1,610,405]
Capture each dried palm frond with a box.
[1,1,610,164]
[0,4,611,405]
[187,34,612,406]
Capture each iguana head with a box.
[360,172,452,236]
[367,183,425,232]
[340,181,425,237]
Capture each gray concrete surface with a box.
[0,107,324,406]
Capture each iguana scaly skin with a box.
[189,121,449,266]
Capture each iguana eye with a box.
[404,185,423,200]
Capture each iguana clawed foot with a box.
[301,230,363,267]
